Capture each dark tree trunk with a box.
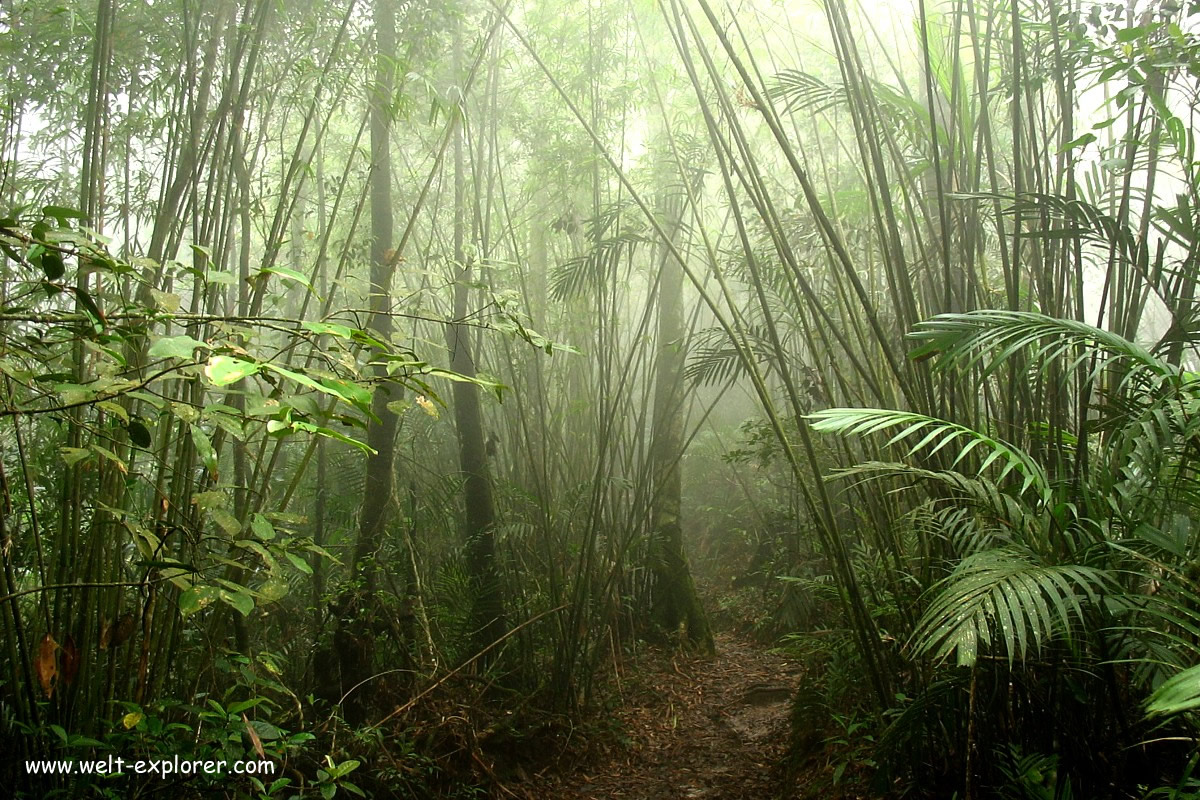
[353,0,399,591]
[340,0,400,725]
[448,21,505,662]
[648,192,713,652]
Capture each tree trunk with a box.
[353,0,400,590]
[648,192,712,652]
[340,0,400,725]
[449,21,505,662]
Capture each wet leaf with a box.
[250,514,276,541]
[180,585,219,617]
[220,589,255,617]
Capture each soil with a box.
[510,630,801,799]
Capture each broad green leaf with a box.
[38,250,65,280]
[1115,24,1146,42]
[247,720,281,741]
[285,552,314,575]
[206,355,259,386]
[320,377,372,411]
[262,266,318,295]
[149,335,208,361]
[250,513,276,541]
[302,321,354,339]
[149,288,181,312]
[211,508,241,537]
[218,589,255,617]
[290,419,376,454]
[96,400,130,423]
[261,362,349,402]
[91,445,127,473]
[303,541,342,564]
[127,419,152,448]
[1058,132,1096,153]
[255,578,288,603]
[192,490,228,510]
[179,585,219,616]
[191,425,218,472]
[71,286,104,328]
[235,538,277,569]
[42,205,86,223]
[60,447,91,466]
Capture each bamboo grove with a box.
[2,0,1200,796]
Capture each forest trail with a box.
[516,630,799,799]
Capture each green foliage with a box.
[911,548,1111,667]
[809,407,1050,499]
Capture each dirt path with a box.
[517,630,800,799]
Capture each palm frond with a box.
[911,548,1115,667]
[767,69,849,114]
[835,462,1039,551]
[810,408,1050,500]
[549,232,647,301]
[1147,664,1200,717]
[684,325,773,387]
[908,310,1173,384]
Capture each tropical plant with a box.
[813,309,1200,795]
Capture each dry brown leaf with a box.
[242,714,266,760]
[111,612,135,648]
[36,633,58,698]
[61,634,80,686]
